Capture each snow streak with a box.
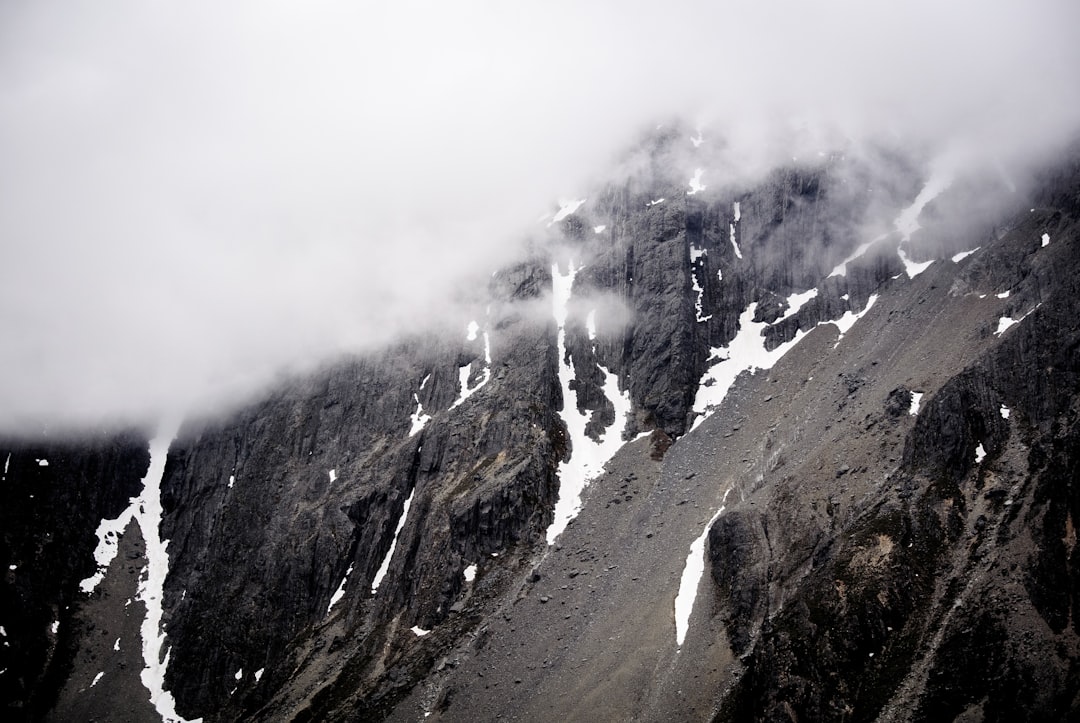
[326,563,353,615]
[691,301,817,429]
[674,487,732,647]
[545,261,633,545]
[77,422,199,721]
[371,488,415,594]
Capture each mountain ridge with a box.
[3,134,1079,722]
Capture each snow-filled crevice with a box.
[690,258,712,323]
[371,488,415,594]
[674,487,732,647]
[136,426,200,723]
[450,321,492,410]
[909,392,924,416]
[78,424,198,721]
[80,424,199,721]
[326,563,353,615]
[545,261,633,545]
[729,223,743,260]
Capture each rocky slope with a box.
[2,131,1079,722]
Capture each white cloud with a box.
[1,0,1078,428]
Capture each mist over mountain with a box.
[2,0,1079,429]
[4,3,1080,723]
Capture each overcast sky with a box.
[2,0,1079,430]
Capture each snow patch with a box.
[465,320,479,342]
[114,637,121,651]
[909,392,923,416]
[593,225,606,234]
[692,294,878,427]
[995,316,1019,336]
[778,288,818,322]
[996,290,1011,299]
[729,224,742,259]
[463,564,477,582]
[408,393,432,437]
[371,488,415,593]
[328,469,337,483]
[674,487,732,647]
[689,245,707,262]
[254,668,264,682]
[647,198,666,207]
[951,248,980,263]
[549,198,586,226]
[233,668,243,681]
[832,294,879,346]
[692,303,811,427]
[1042,233,1050,247]
[410,626,431,637]
[50,620,58,634]
[545,262,633,545]
[326,564,353,615]
[227,475,234,489]
[450,331,492,410]
[690,130,704,147]
[3,453,9,478]
[897,247,934,279]
[1000,405,1011,420]
[733,201,741,222]
[974,444,986,464]
[91,671,104,688]
[37,459,48,467]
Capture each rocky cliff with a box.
[3,131,1079,722]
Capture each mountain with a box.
[3,128,1079,722]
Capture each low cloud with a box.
[2,0,1078,430]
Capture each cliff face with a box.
[0,430,150,721]
[709,171,1080,721]
[156,259,567,720]
[4,133,1080,723]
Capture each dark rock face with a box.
[565,137,920,441]
[0,430,150,722]
[708,159,1080,722]
[6,132,1080,723]
[156,259,566,720]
